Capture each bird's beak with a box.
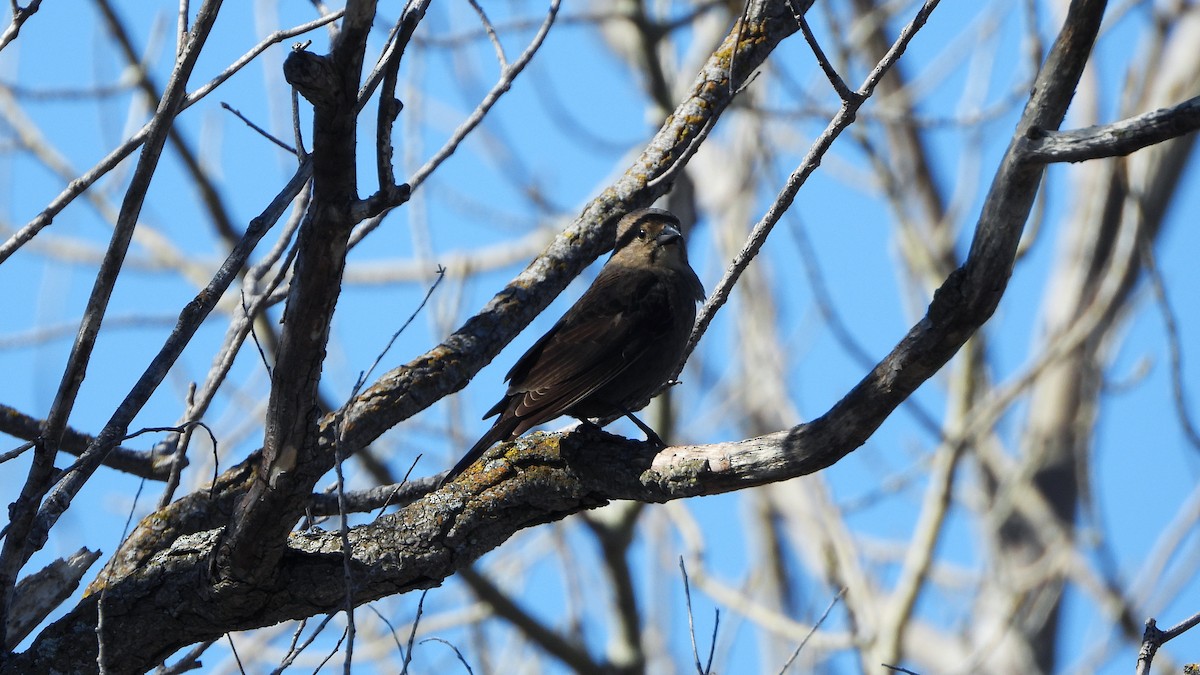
[655,223,682,246]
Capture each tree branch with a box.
[0,404,174,481]
[331,0,808,460]
[1022,95,1200,164]
[214,0,380,583]
[0,0,225,651]
[15,1,1189,672]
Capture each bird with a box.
[441,207,705,485]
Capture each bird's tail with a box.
[439,416,522,486]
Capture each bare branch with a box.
[0,8,342,264]
[0,0,42,54]
[3,548,99,650]
[1021,95,1200,163]
[0,404,174,481]
[682,0,941,371]
[0,0,225,647]
[404,0,559,192]
[1136,611,1200,675]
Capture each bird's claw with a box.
[644,429,667,450]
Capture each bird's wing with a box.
[502,268,674,420]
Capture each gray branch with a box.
[1022,95,1200,163]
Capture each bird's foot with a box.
[576,419,602,432]
[600,403,669,449]
[621,411,666,449]
[641,427,667,450]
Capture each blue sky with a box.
[2,1,1199,672]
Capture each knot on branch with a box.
[284,49,340,109]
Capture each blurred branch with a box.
[95,0,242,244]
[583,504,646,672]
[458,568,607,674]
[874,343,978,666]
[1141,234,1200,450]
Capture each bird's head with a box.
[611,207,692,273]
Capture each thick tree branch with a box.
[332,0,809,458]
[5,4,808,669]
[215,0,380,583]
[18,1,1187,672]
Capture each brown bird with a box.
[442,207,705,484]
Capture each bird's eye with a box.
[637,228,648,240]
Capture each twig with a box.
[220,102,297,153]
[681,0,942,370]
[404,0,558,190]
[157,384,197,508]
[0,0,42,54]
[778,588,845,673]
[1136,611,1200,675]
[291,83,307,159]
[350,0,559,231]
[331,418,356,674]
[788,0,860,102]
[271,613,338,675]
[225,633,247,675]
[155,638,216,674]
[96,475,147,673]
[679,557,719,675]
[399,590,427,675]
[316,625,349,675]
[361,266,446,389]
[417,637,473,673]
[466,0,507,68]
[366,605,406,660]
